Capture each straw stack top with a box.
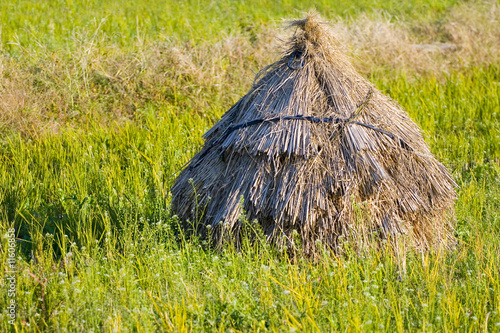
[288,15,338,55]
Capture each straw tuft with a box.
[171,15,457,256]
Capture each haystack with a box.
[171,16,457,256]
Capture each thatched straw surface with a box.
[171,15,457,256]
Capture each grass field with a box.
[1,0,500,331]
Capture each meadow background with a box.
[1,0,499,331]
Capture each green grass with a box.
[1,66,499,332]
[2,0,461,53]
[1,0,500,331]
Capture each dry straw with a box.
[171,15,457,256]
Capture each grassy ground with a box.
[1,0,463,51]
[1,0,500,331]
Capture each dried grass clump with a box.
[171,15,457,256]
[330,0,500,75]
[1,1,498,140]
[0,33,269,140]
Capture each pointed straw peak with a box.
[289,13,324,34]
[287,13,338,58]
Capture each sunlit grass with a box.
[1,0,499,331]
[1,65,499,331]
[1,0,462,52]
